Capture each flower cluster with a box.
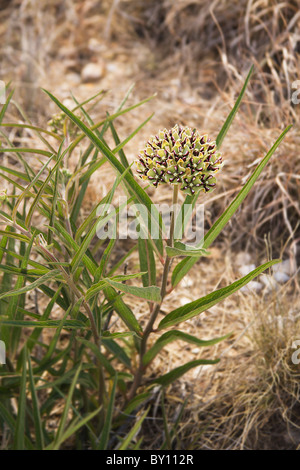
[48,112,80,137]
[136,124,222,195]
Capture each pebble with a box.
[240,280,263,293]
[236,254,296,293]
[81,62,105,82]
[238,263,256,276]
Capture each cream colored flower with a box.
[136,124,222,195]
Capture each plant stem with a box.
[127,185,179,402]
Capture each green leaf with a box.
[51,363,82,450]
[0,264,49,277]
[138,237,156,287]
[0,229,30,243]
[107,244,138,277]
[27,353,44,449]
[0,147,53,157]
[102,331,136,340]
[85,272,146,301]
[54,406,102,451]
[26,286,63,352]
[143,331,231,366]
[171,125,292,287]
[102,338,131,370]
[77,337,116,376]
[67,92,156,155]
[1,122,62,140]
[216,65,254,148]
[113,113,154,155]
[103,286,143,335]
[163,259,280,329]
[0,319,86,329]
[106,279,161,303]
[204,127,292,250]
[13,348,27,450]
[50,222,97,276]
[0,88,14,124]
[97,373,118,450]
[109,116,133,175]
[122,391,152,417]
[153,359,220,387]
[166,241,210,258]
[94,237,116,281]
[0,269,62,300]
[118,407,149,450]
[9,231,35,354]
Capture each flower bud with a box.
[135,124,222,195]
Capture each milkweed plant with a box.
[0,67,292,449]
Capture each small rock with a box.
[65,73,81,85]
[58,46,77,59]
[62,98,75,109]
[88,38,105,53]
[191,348,200,354]
[241,280,263,293]
[260,274,279,291]
[236,251,252,266]
[238,263,256,276]
[181,276,194,288]
[272,259,295,283]
[180,296,192,306]
[273,271,290,283]
[81,62,104,82]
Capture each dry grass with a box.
[179,287,300,450]
[0,0,300,450]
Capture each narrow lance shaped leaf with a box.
[0,88,14,124]
[1,122,62,140]
[77,337,116,376]
[118,407,150,450]
[162,259,280,330]
[166,241,210,258]
[0,269,62,300]
[97,373,118,450]
[143,331,232,366]
[104,286,143,335]
[102,338,132,370]
[27,353,44,449]
[216,65,254,149]
[106,279,161,303]
[51,363,82,450]
[138,237,156,287]
[0,319,87,329]
[13,348,27,450]
[85,272,147,301]
[153,359,220,387]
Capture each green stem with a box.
[127,184,179,402]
